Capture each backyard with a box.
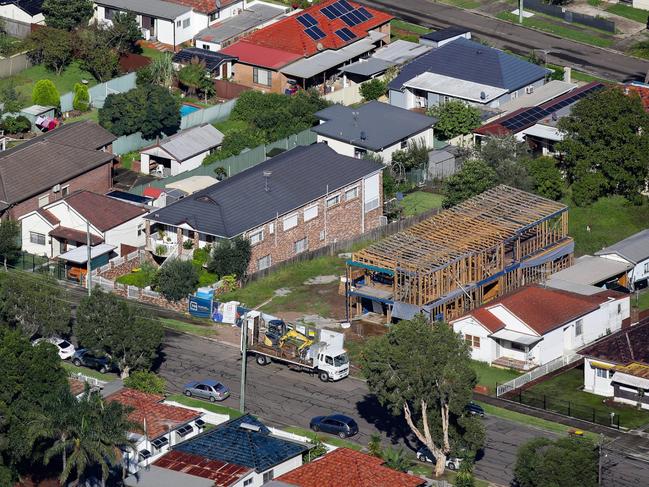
[390,19,430,42]
[400,191,443,216]
[472,360,521,394]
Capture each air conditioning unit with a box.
[526,86,534,94]
[379,215,388,226]
[52,184,61,192]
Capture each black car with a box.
[466,402,485,417]
[310,414,359,438]
[72,349,113,374]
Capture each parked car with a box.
[466,402,485,417]
[310,413,359,438]
[416,446,462,470]
[33,337,76,360]
[72,349,114,374]
[183,379,230,402]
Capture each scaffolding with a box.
[347,185,573,321]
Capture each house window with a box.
[596,368,608,378]
[353,147,367,159]
[319,230,325,241]
[249,229,263,245]
[176,20,181,27]
[575,319,583,337]
[644,262,649,274]
[345,186,358,201]
[38,194,49,208]
[304,204,318,222]
[525,86,534,94]
[609,370,614,378]
[263,470,275,483]
[618,303,622,314]
[105,7,116,20]
[253,67,272,87]
[268,222,275,234]
[202,44,211,50]
[464,334,480,349]
[30,232,45,245]
[61,185,69,197]
[400,140,408,149]
[209,11,220,22]
[283,213,298,231]
[257,255,271,271]
[294,237,308,254]
[243,480,253,487]
[183,18,190,28]
[326,194,340,208]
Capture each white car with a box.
[33,337,76,360]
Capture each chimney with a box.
[563,66,571,84]
[263,170,272,192]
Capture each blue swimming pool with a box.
[180,103,200,117]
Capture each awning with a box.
[58,244,116,264]
[339,58,394,77]
[590,361,615,370]
[612,371,649,390]
[489,329,542,346]
[49,227,103,246]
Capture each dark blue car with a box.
[310,414,359,438]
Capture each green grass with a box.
[568,196,649,256]
[635,290,649,311]
[437,0,481,8]
[166,394,243,418]
[140,46,167,60]
[472,360,521,394]
[390,19,430,35]
[63,109,99,124]
[284,426,363,450]
[526,367,649,429]
[116,271,154,288]
[587,0,602,6]
[161,318,219,337]
[606,3,649,23]
[496,12,615,48]
[63,361,119,381]
[570,69,611,83]
[400,192,443,216]
[213,118,249,135]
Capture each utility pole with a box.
[86,221,92,296]
[239,314,248,413]
[519,0,524,24]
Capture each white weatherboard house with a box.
[450,284,630,371]
[0,0,44,24]
[595,229,649,292]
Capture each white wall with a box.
[452,317,494,363]
[19,212,53,256]
[583,357,615,396]
[633,0,649,11]
[171,150,210,176]
[231,456,302,487]
[197,39,221,51]
[631,259,649,287]
[317,136,356,157]
[318,130,433,162]
[158,11,194,46]
[105,215,147,256]
[0,4,43,23]
[488,305,538,335]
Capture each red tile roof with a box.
[49,226,104,246]
[220,0,392,69]
[219,42,302,69]
[154,450,251,487]
[457,284,626,335]
[167,0,240,14]
[106,388,200,439]
[625,85,649,112]
[143,187,164,198]
[65,191,149,232]
[277,448,425,487]
[37,208,60,225]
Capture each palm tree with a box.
[39,393,79,475]
[381,447,412,473]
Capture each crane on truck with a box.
[242,312,350,382]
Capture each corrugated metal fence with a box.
[60,72,137,112]
[128,128,317,195]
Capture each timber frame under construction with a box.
[346,185,574,322]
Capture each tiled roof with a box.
[106,388,200,439]
[220,0,392,68]
[143,187,164,198]
[37,208,60,225]
[167,0,240,14]
[64,191,149,232]
[155,450,251,487]
[219,42,301,69]
[278,448,425,487]
[173,414,309,472]
[42,120,116,150]
[457,284,626,335]
[49,226,104,245]
[580,320,649,365]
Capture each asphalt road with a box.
[157,330,649,486]
[359,0,649,82]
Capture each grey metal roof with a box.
[149,124,224,161]
[196,3,286,44]
[145,143,383,237]
[124,466,213,487]
[550,255,632,286]
[372,39,432,64]
[312,101,436,151]
[96,0,190,20]
[420,26,470,42]
[595,229,649,264]
[339,58,394,77]
[389,38,547,92]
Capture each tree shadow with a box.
[355,394,419,451]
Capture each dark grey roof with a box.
[420,26,469,42]
[145,143,382,237]
[172,48,238,73]
[389,38,547,92]
[95,0,190,20]
[312,101,436,151]
[173,414,309,473]
[196,3,287,44]
[339,58,394,77]
[40,120,117,150]
[595,229,649,264]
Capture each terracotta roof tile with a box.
[37,208,60,225]
[580,319,649,365]
[64,191,149,232]
[277,448,425,487]
[49,226,104,245]
[154,450,251,487]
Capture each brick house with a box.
[143,143,383,273]
[0,121,116,221]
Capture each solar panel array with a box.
[320,0,373,27]
[335,27,357,41]
[501,84,603,132]
[296,12,318,27]
[305,25,326,40]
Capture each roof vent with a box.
[480,91,486,100]
[316,42,324,51]
[240,422,261,432]
[263,170,272,192]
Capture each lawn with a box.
[63,109,99,124]
[400,191,443,216]
[525,367,649,429]
[437,0,481,9]
[496,12,615,48]
[568,196,649,256]
[213,118,248,135]
[161,318,219,338]
[472,360,521,394]
[390,19,430,42]
[63,361,118,381]
[606,3,649,23]
[116,270,154,288]
[166,393,242,418]
[140,46,168,60]
[635,289,649,311]
[284,426,363,450]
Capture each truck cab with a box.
[316,351,350,381]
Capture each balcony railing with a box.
[147,235,178,257]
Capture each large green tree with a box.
[27,27,73,75]
[514,436,598,487]
[0,220,20,269]
[360,316,485,476]
[359,79,387,101]
[557,87,649,205]
[442,159,497,208]
[477,134,533,191]
[156,258,199,302]
[107,12,143,55]
[74,288,164,377]
[42,0,94,31]
[177,58,213,98]
[76,26,119,82]
[526,156,565,200]
[32,79,61,107]
[207,236,252,279]
[428,100,481,140]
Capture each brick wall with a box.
[231,63,290,94]
[8,162,113,220]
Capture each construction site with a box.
[346,185,574,322]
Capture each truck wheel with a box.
[256,355,269,366]
[319,371,329,382]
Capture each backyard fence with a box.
[112,131,158,155]
[0,18,32,39]
[525,0,616,33]
[0,52,31,78]
[59,72,137,112]
[496,353,582,397]
[128,128,317,195]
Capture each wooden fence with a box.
[0,52,31,78]
[245,207,441,283]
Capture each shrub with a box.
[156,258,199,302]
[213,166,227,180]
[32,79,60,107]
[207,237,251,279]
[428,100,481,140]
[183,240,194,250]
[359,79,387,101]
[2,115,31,134]
[123,370,166,394]
[72,82,90,112]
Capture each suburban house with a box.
[595,229,649,291]
[388,38,547,110]
[172,47,238,79]
[579,320,649,410]
[19,190,149,259]
[126,414,310,487]
[277,447,425,487]
[171,0,247,30]
[418,26,470,48]
[0,0,44,25]
[139,124,224,177]
[195,2,288,51]
[219,0,393,94]
[450,284,630,371]
[312,101,436,160]
[475,82,604,155]
[105,388,205,471]
[549,255,632,291]
[485,79,576,119]
[143,143,383,273]
[0,121,115,221]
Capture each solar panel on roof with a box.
[335,27,357,41]
[337,0,353,12]
[357,7,373,20]
[341,13,358,26]
[305,26,326,40]
[348,10,364,23]
[329,3,343,16]
[297,13,317,27]
[321,6,337,19]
